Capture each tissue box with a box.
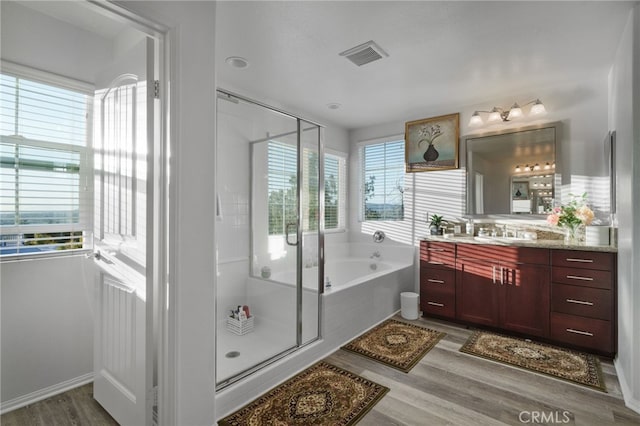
[585,226,610,246]
[226,316,254,335]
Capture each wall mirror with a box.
[466,123,559,217]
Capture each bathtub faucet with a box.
[370,250,381,259]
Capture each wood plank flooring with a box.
[0,383,117,426]
[329,315,640,426]
[2,316,639,425]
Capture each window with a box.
[361,139,405,220]
[267,141,346,235]
[0,67,91,256]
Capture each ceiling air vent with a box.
[339,40,389,67]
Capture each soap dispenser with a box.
[466,219,474,236]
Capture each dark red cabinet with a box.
[456,247,550,338]
[419,240,617,356]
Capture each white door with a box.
[92,35,156,426]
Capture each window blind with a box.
[0,72,90,256]
[267,141,345,235]
[362,140,405,221]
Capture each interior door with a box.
[92,36,155,426]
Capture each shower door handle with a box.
[285,221,298,246]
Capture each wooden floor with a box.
[3,316,639,425]
[329,315,640,426]
[0,383,117,426]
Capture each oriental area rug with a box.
[341,319,446,373]
[460,331,606,392]
[217,361,389,426]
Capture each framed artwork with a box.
[405,113,459,172]
[511,181,529,200]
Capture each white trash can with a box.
[400,292,419,320]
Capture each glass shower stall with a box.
[215,89,324,388]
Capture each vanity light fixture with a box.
[533,163,541,171]
[469,99,546,127]
[544,162,551,170]
[515,165,521,172]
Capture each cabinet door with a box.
[456,258,499,327]
[500,262,550,338]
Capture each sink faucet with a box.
[370,250,381,259]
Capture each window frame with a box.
[359,135,406,222]
[0,61,94,259]
[266,140,347,236]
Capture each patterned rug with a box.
[460,331,606,392]
[217,361,389,425]
[341,318,445,372]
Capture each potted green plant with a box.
[429,214,446,235]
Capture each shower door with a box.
[215,91,322,387]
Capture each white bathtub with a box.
[217,242,415,415]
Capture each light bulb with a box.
[544,162,551,170]
[533,163,540,171]
[507,103,523,120]
[530,99,546,115]
[488,107,502,123]
[469,111,483,127]
[515,165,521,172]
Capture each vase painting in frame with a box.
[405,113,459,172]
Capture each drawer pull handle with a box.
[566,328,594,337]
[566,275,594,281]
[566,298,594,306]
[427,301,444,307]
[427,279,445,284]
[428,261,444,265]
[427,248,445,252]
[566,258,594,263]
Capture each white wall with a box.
[0,255,95,408]
[0,1,112,83]
[609,3,640,414]
[0,2,113,410]
[115,2,218,425]
[348,72,611,244]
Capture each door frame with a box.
[84,1,173,424]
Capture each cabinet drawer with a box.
[420,241,455,268]
[421,292,455,318]
[552,250,613,271]
[550,312,612,353]
[421,268,455,294]
[552,283,611,320]
[456,244,549,265]
[552,267,612,289]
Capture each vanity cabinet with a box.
[455,244,550,338]
[550,250,616,355]
[419,241,456,319]
[419,239,617,356]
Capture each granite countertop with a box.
[422,235,617,253]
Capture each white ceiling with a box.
[215,1,634,130]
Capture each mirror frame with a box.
[464,121,562,219]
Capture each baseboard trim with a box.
[0,373,94,415]
[614,359,640,415]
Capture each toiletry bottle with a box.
[466,219,474,236]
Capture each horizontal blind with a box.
[324,153,346,230]
[0,72,89,256]
[267,141,346,235]
[363,140,405,220]
[268,140,298,235]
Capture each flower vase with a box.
[564,223,584,244]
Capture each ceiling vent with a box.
[339,40,389,67]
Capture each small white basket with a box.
[226,316,254,335]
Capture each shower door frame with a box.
[215,89,325,389]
